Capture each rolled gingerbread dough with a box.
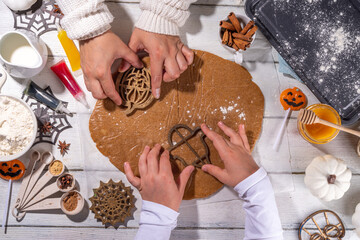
[89,50,264,199]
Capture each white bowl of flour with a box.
[0,95,37,161]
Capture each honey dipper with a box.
[298,109,360,137]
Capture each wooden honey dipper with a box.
[298,109,360,137]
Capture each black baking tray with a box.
[245,0,360,125]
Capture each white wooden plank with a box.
[107,0,246,6]
[0,3,272,61]
[1,172,360,229]
[0,226,358,240]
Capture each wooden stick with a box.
[240,20,254,35]
[219,21,235,31]
[2,180,12,233]
[232,32,252,42]
[316,118,360,137]
[228,12,242,33]
[272,109,291,151]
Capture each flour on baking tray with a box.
[0,96,34,156]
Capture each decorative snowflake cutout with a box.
[12,0,63,36]
[22,86,72,146]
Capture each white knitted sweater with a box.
[56,0,195,40]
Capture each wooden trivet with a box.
[89,179,135,226]
[298,210,345,240]
[168,124,211,168]
[115,67,154,115]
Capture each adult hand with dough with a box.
[124,144,194,211]
[125,28,194,99]
[80,30,144,105]
[201,122,259,187]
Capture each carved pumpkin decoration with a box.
[280,87,307,111]
[0,160,25,181]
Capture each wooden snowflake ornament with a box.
[115,67,154,115]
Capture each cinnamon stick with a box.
[220,21,235,31]
[228,32,233,46]
[244,25,258,38]
[232,32,252,42]
[222,30,229,45]
[233,38,250,50]
[232,42,240,51]
[240,20,255,35]
[228,12,242,33]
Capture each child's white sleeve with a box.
[135,200,179,240]
[135,0,197,36]
[234,167,283,240]
[56,0,114,40]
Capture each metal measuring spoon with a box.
[22,190,84,216]
[22,172,74,209]
[20,151,54,208]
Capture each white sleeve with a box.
[234,167,283,240]
[135,200,179,240]
[55,0,114,40]
[135,0,197,36]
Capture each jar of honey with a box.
[298,104,341,144]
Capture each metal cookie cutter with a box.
[168,124,211,168]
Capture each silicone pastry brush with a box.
[298,109,360,137]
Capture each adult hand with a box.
[124,144,194,211]
[201,122,259,187]
[126,28,194,99]
[80,30,143,105]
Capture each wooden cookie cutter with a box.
[168,124,211,168]
[115,67,154,115]
[12,172,75,220]
[21,190,84,216]
[89,179,135,226]
[12,151,54,211]
[299,210,345,240]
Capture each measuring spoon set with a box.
[12,150,84,220]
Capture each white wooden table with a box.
[1,1,360,239]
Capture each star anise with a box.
[41,122,53,134]
[53,4,64,16]
[58,140,70,156]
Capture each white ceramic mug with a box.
[219,14,256,64]
[0,30,47,78]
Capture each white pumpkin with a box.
[2,0,37,11]
[352,203,360,237]
[304,155,352,201]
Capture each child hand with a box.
[201,122,259,187]
[79,30,143,105]
[126,28,194,99]
[124,144,194,211]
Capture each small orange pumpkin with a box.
[280,87,307,111]
[0,159,25,181]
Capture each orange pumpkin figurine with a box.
[0,159,25,181]
[280,87,307,111]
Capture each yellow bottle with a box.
[57,25,81,72]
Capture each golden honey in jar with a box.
[298,104,341,144]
